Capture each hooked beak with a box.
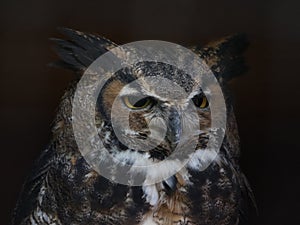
[166,107,182,148]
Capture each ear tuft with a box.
[193,33,249,81]
[50,28,118,74]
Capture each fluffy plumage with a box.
[12,28,255,225]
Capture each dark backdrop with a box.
[1,0,299,224]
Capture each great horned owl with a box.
[12,28,255,225]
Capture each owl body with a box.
[13,29,254,225]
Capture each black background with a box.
[1,0,299,224]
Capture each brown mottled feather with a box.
[13,29,255,225]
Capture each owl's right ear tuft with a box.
[49,28,118,74]
[193,33,249,82]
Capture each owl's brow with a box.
[119,81,206,103]
[119,86,163,100]
[187,89,204,100]
[119,87,141,96]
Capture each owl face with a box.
[97,61,212,161]
[51,29,246,171]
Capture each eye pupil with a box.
[192,94,209,108]
[124,96,153,109]
[133,98,149,107]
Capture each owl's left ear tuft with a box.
[49,27,118,75]
[194,33,249,82]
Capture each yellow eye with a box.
[192,94,209,108]
[123,96,153,109]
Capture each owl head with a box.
[51,28,248,185]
